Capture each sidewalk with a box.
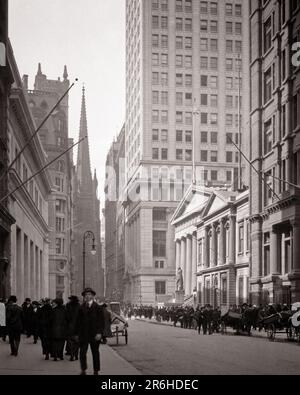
[0,336,140,375]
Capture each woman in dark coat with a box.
[51,298,67,361]
[66,296,80,361]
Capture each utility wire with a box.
[0,136,86,205]
[227,134,281,201]
[0,78,78,182]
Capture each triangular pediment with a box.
[171,185,212,225]
[202,190,238,218]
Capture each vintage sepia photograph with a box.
[0,0,300,380]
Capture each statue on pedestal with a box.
[176,267,184,292]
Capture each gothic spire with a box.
[76,85,92,191]
[63,65,68,80]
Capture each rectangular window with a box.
[155,281,166,295]
[161,129,168,142]
[201,150,208,161]
[226,22,233,34]
[211,20,218,33]
[176,92,183,105]
[200,38,208,51]
[161,148,168,160]
[201,131,208,143]
[185,150,192,161]
[176,36,183,49]
[161,16,168,29]
[153,231,166,257]
[226,3,233,16]
[264,119,272,155]
[264,68,272,104]
[210,2,218,15]
[152,148,159,160]
[176,149,183,160]
[211,151,218,162]
[152,91,159,104]
[226,40,233,53]
[152,129,159,142]
[210,57,218,69]
[238,223,244,253]
[210,39,218,52]
[211,132,218,144]
[161,91,168,105]
[263,233,270,276]
[200,57,208,69]
[176,130,183,142]
[152,53,159,66]
[161,53,168,66]
[264,17,272,52]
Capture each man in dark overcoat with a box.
[6,295,23,356]
[37,298,52,360]
[51,298,67,361]
[75,288,104,375]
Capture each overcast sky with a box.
[9,0,126,206]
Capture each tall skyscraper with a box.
[124,0,250,304]
[28,64,74,299]
[72,87,104,298]
[249,0,300,304]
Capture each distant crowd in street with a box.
[123,302,300,336]
[0,288,112,375]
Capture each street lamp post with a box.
[82,230,97,290]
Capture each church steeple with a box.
[76,85,92,191]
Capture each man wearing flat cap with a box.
[74,288,104,375]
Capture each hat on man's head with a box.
[8,295,17,303]
[25,298,31,303]
[81,287,96,297]
[52,298,64,306]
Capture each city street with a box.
[111,320,300,375]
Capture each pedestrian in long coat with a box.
[101,303,112,344]
[66,296,80,361]
[37,298,52,360]
[74,288,104,375]
[51,298,67,361]
[6,296,23,356]
[22,298,33,337]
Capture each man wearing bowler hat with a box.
[75,288,104,375]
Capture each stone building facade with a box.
[27,64,74,299]
[7,45,51,301]
[104,125,125,302]
[0,0,16,299]
[249,0,300,304]
[172,185,249,308]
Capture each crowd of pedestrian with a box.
[123,302,298,335]
[0,287,110,375]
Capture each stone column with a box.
[180,238,186,292]
[186,235,192,296]
[176,240,181,272]
[219,220,225,265]
[192,233,197,292]
[205,227,210,268]
[211,224,217,267]
[270,228,280,275]
[229,214,236,266]
[292,221,300,272]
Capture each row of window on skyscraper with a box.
[152,0,242,17]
